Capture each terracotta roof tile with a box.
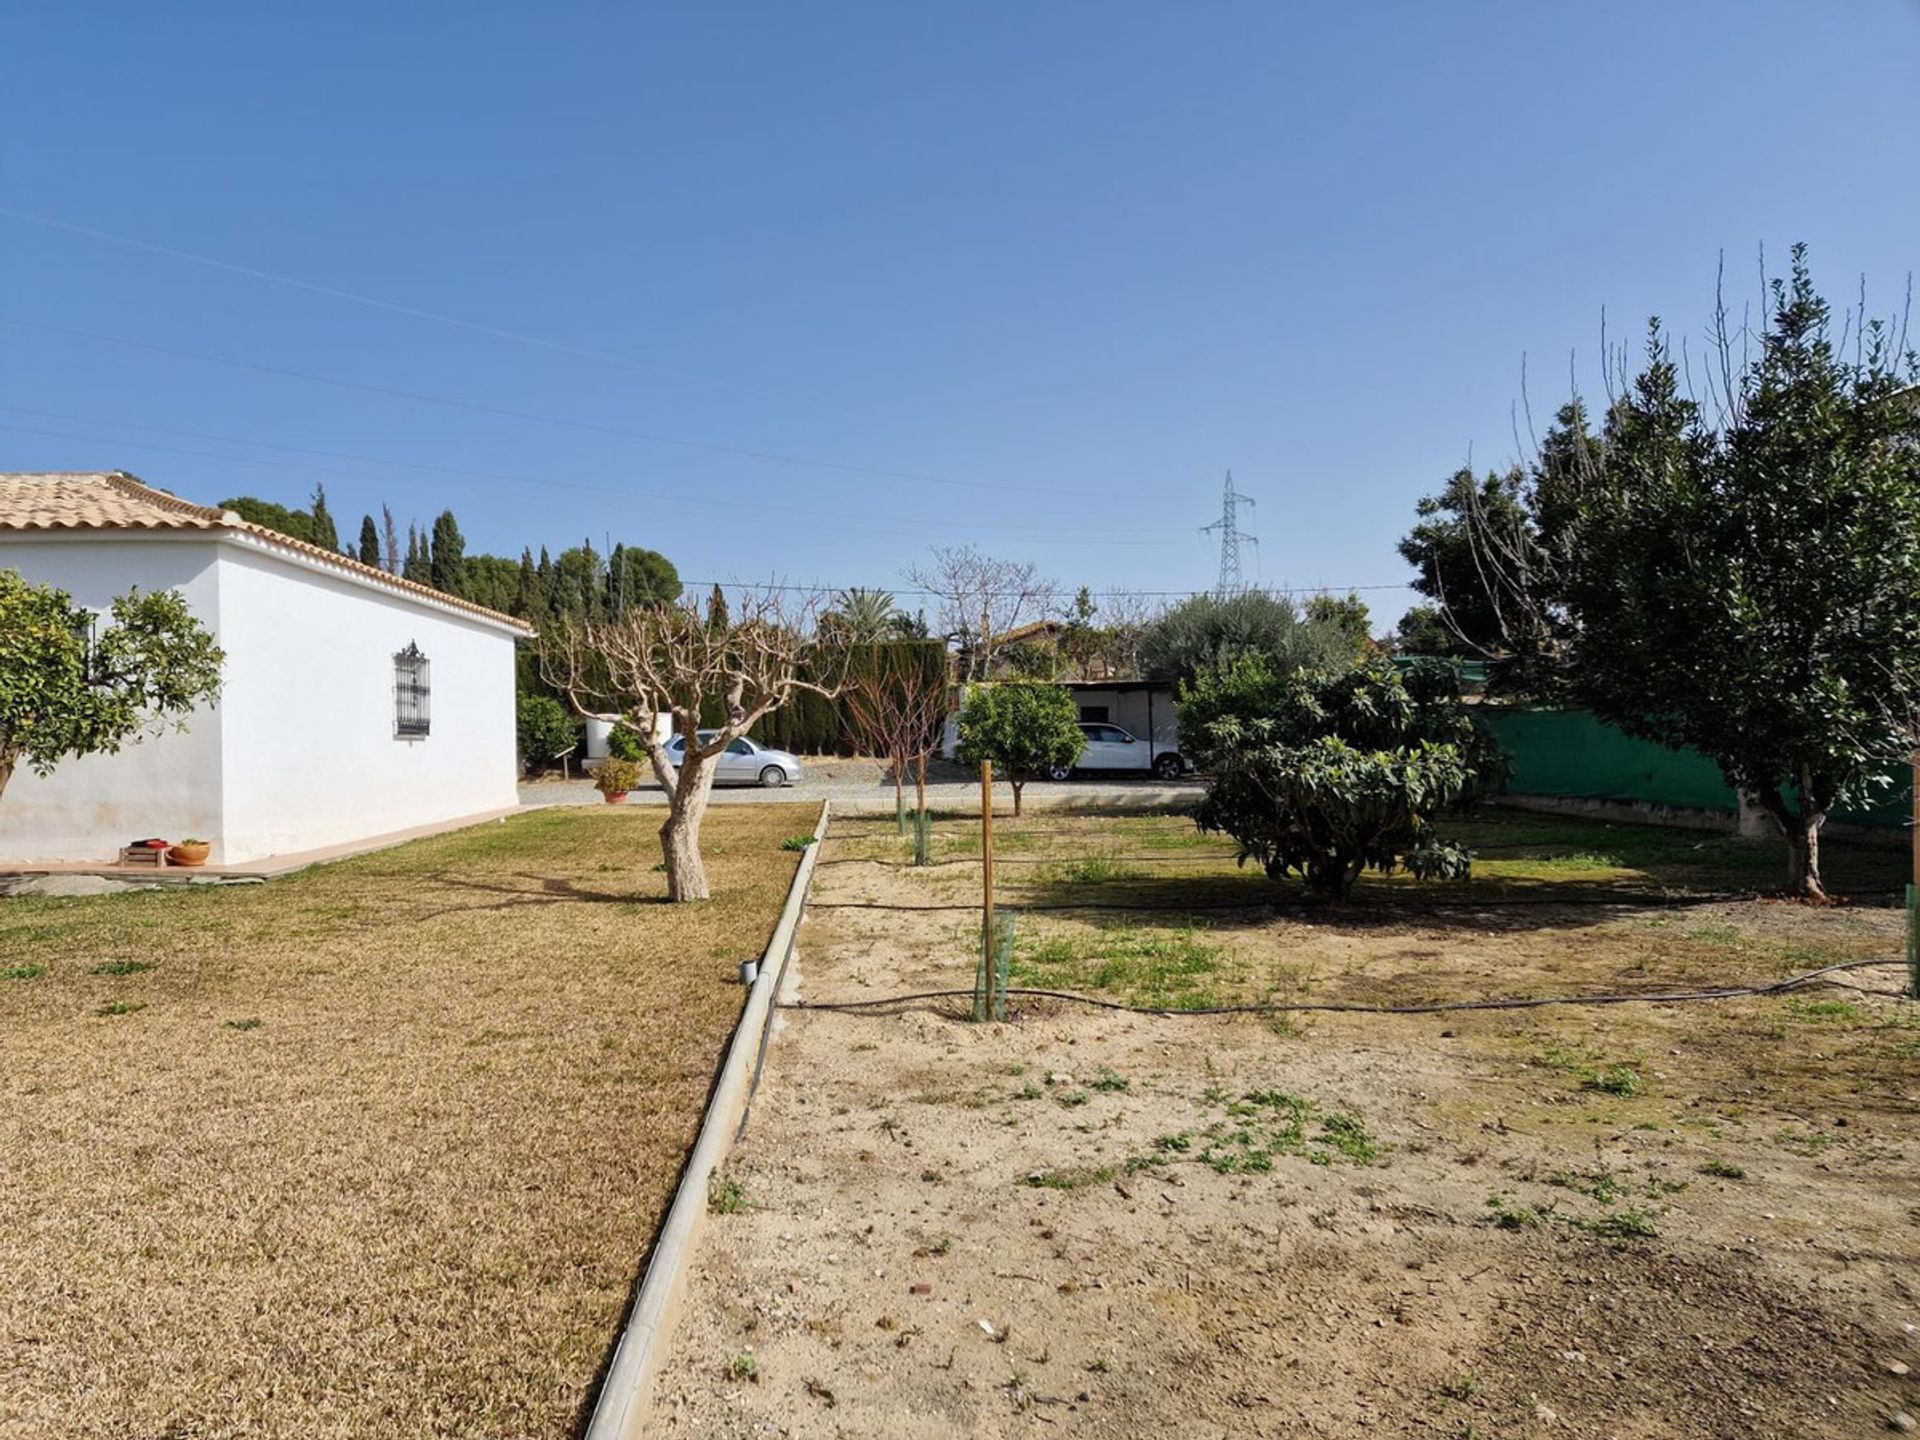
[0,472,532,633]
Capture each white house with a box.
[0,472,531,866]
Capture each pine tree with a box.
[429,510,467,596]
[357,515,381,568]
[309,485,340,551]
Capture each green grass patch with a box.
[91,959,155,977]
[1171,1087,1380,1173]
[1486,1193,1542,1229]
[1011,923,1227,1010]
[1022,1164,1117,1190]
[779,833,816,852]
[1043,855,1144,885]
[1784,998,1866,1024]
[1,963,46,981]
[94,1000,146,1018]
[1580,1064,1642,1099]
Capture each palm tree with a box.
[829,587,902,643]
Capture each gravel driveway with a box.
[518,757,1201,816]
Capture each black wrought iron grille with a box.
[394,643,431,737]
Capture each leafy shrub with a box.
[1180,655,1505,903]
[594,757,644,795]
[607,719,649,762]
[516,693,577,773]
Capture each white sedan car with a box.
[1044,723,1187,781]
[664,731,804,788]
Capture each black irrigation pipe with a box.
[815,853,1233,869]
[810,891,1749,914]
[780,958,1904,1020]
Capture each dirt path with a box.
[650,816,1919,1438]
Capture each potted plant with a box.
[169,838,212,866]
[595,758,642,805]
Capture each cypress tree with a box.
[429,510,467,596]
[309,485,340,551]
[707,582,730,631]
[403,524,430,583]
[382,505,403,573]
[514,547,544,619]
[357,515,381,568]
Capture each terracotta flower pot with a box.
[601,791,629,805]
[169,841,211,866]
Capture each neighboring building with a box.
[980,618,1131,681]
[0,472,531,865]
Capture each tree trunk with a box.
[1010,778,1024,817]
[0,749,14,805]
[1754,784,1830,902]
[915,753,927,817]
[660,751,716,901]
[1782,810,1828,901]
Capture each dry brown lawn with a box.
[0,802,816,1440]
[653,809,1919,1439]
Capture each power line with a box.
[0,315,1116,502]
[675,577,1412,600]
[0,206,748,392]
[0,408,1173,545]
[0,412,1415,598]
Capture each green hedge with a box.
[748,640,949,756]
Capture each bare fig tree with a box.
[904,544,1055,681]
[843,645,953,823]
[542,587,844,901]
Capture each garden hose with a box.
[778,957,1903,1019]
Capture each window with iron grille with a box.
[394,643,431,738]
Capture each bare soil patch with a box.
[0,803,813,1440]
[653,810,1918,1438]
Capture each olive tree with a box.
[0,571,224,802]
[1180,655,1503,903]
[954,681,1084,816]
[541,587,844,901]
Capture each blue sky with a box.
[4,2,1917,628]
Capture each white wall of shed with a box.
[212,546,520,861]
[0,537,227,862]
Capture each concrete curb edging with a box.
[583,799,832,1440]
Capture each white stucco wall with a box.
[0,537,227,863]
[0,532,522,866]
[212,541,521,861]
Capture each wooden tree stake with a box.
[981,758,996,1018]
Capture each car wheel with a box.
[1044,762,1072,782]
[759,765,787,789]
[1153,753,1184,780]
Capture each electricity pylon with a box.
[1201,470,1258,595]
